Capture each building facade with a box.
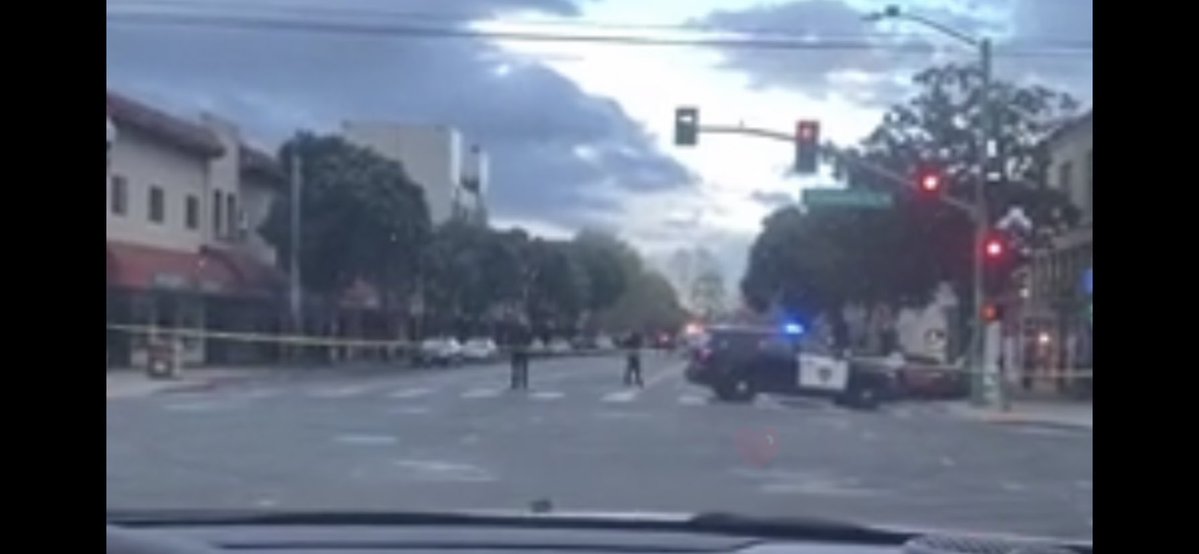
[106,92,286,368]
[341,121,488,225]
[1015,110,1092,395]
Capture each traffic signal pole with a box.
[689,118,1003,408]
[970,38,994,408]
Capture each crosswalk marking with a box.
[462,388,502,399]
[601,390,639,403]
[308,385,375,398]
[530,390,564,401]
[389,387,432,399]
[677,394,707,406]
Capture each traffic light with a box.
[982,303,1003,322]
[918,170,943,194]
[674,106,699,146]
[794,120,820,174]
[983,236,1005,259]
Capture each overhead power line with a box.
[106,0,1093,51]
[105,10,1092,58]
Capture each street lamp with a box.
[865,4,998,408]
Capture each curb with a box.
[976,412,1092,432]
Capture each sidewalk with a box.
[106,367,265,399]
[943,399,1093,431]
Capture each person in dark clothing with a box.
[509,323,532,390]
[623,331,644,387]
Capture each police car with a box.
[684,324,892,410]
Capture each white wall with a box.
[342,121,468,225]
[107,128,209,252]
[1048,117,1093,225]
[240,177,279,266]
[201,114,244,245]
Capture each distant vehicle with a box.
[548,338,572,354]
[595,335,616,350]
[685,325,892,410]
[418,337,463,367]
[461,337,499,361]
[529,339,547,354]
[652,331,678,351]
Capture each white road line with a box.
[462,388,502,399]
[334,434,398,446]
[602,390,639,403]
[389,387,432,399]
[239,389,280,400]
[530,390,565,401]
[677,394,707,406]
[308,385,374,398]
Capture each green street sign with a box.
[802,189,893,209]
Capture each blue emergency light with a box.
[782,322,805,336]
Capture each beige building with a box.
[106,92,286,367]
[1019,110,1092,391]
[341,121,488,225]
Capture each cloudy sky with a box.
[106,0,1092,289]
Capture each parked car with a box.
[548,338,572,354]
[461,337,499,361]
[595,335,616,350]
[418,337,463,367]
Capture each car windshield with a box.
[107,0,1092,543]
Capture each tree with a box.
[743,63,1084,329]
[690,268,728,320]
[593,269,687,333]
[261,132,431,313]
[571,229,638,313]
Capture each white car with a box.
[548,338,572,354]
[529,339,547,353]
[461,337,499,360]
[419,337,463,366]
[595,335,615,350]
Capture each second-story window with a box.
[1058,161,1073,193]
[148,186,165,224]
[226,193,238,240]
[110,175,128,216]
[213,190,224,238]
[185,195,200,230]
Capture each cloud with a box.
[692,0,1091,108]
[105,0,689,230]
[748,190,795,209]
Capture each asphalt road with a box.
[107,353,1092,540]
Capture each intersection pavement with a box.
[107,353,1093,541]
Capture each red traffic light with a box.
[984,237,1004,258]
[797,120,818,142]
[919,172,942,192]
[982,303,1002,322]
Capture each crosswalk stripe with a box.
[601,390,639,403]
[308,385,373,398]
[530,390,564,401]
[677,394,706,406]
[389,387,432,399]
[462,388,502,399]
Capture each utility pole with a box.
[288,149,303,358]
[970,38,995,406]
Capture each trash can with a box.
[146,335,181,379]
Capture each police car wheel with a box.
[715,377,756,403]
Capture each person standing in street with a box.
[509,322,532,390]
[623,331,644,387]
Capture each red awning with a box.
[107,241,282,297]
